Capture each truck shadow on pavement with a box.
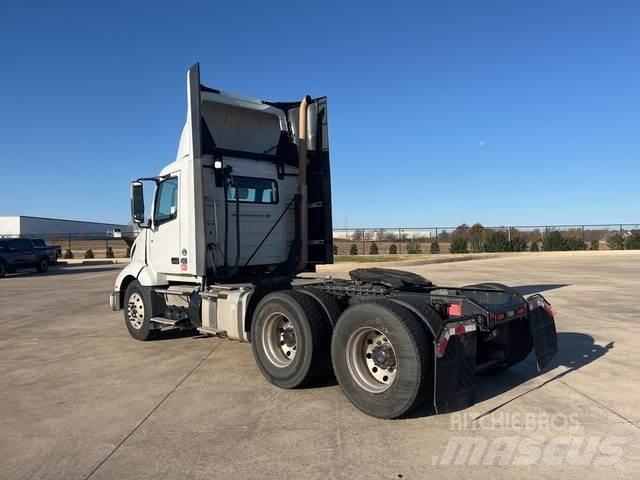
[471,331,614,417]
[405,332,613,419]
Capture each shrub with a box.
[349,243,358,255]
[388,244,398,254]
[430,241,440,254]
[449,237,469,254]
[484,231,510,252]
[565,237,585,251]
[530,240,540,252]
[62,248,74,259]
[106,247,114,258]
[625,232,640,250]
[406,242,422,254]
[607,234,624,250]
[84,249,95,259]
[333,244,338,255]
[543,230,565,251]
[369,242,379,255]
[510,236,528,252]
[590,240,600,251]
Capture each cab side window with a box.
[155,177,178,224]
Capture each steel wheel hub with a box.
[262,312,297,367]
[346,327,398,393]
[127,292,145,330]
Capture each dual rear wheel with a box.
[251,292,435,419]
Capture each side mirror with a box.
[131,181,146,225]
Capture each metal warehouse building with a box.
[0,216,129,237]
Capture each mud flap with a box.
[434,332,477,414]
[527,294,558,371]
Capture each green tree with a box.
[63,249,74,259]
[607,234,624,250]
[590,240,599,251]
[543,230,566,251]
[510,236,528,252]
[565,237,585,251]
[333,244,338,255]
[106,247,114,258]
[84,249,95,259]
[625,232,640,250]
[369,242,379,255]
[406,242,422,254]
[450,238,469,254]
[349,243,358,255]
[430,242,440,254]
[484,231,510,252]
[388,244,398,254]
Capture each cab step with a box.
[150,316,191,327]
[197,326,225,336]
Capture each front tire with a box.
[251,290,332,389]
[123,280,157,341]
[36,257,49,273]
[331,300,432,419]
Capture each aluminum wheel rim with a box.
[346,327,398,393]
[261,312,297,367]
[127,292,145,330]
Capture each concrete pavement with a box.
[1,253,639,479]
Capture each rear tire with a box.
[123,280,157,341]
[251,290,332,389]
[331,300,432,419]
[0,261,6,278]
[36,257,49,273]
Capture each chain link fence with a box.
[333,224,640,255]
[2,223,639,259]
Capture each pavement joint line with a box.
[558,379,640,431]
[472,364,580,422]
[82,338,225,480]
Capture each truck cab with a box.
[110,63,333,337]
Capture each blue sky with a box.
[1,0,638,228]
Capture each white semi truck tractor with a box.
[110,64,558,418]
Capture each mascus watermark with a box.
[431,411,627,466]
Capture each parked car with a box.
[0,238,57,277]
[31,238,62,263]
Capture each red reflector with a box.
[437,338,449,357]
[495,312,506,321]
[448,303,462,317]
[454,326,466,335]
[516,306,526,316]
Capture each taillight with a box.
[447,303,462,317]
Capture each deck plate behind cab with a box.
[349,268,433,289]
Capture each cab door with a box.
[148,175,182,275]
